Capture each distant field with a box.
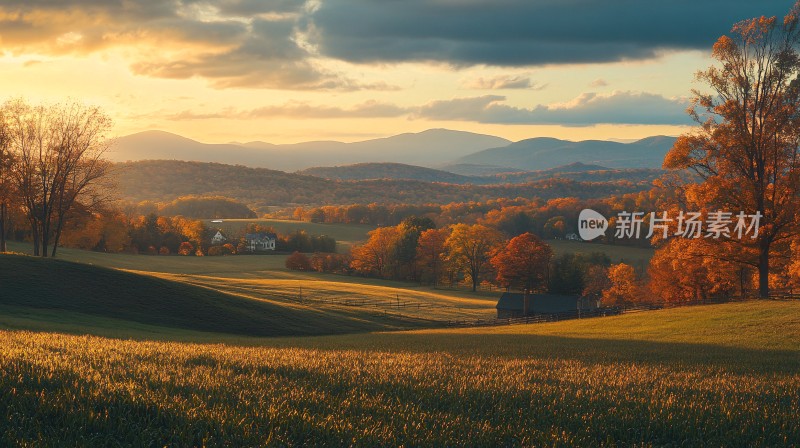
[0,301,797,446]
[205,218,375,251]
[548,239,654,269]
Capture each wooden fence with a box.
[445,293,800,328]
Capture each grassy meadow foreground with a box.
[0,246,794,446]
[0,301,798,446]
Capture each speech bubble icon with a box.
[578,209,608,241]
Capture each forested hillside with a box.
[114,160,654,209]
[300,161,664,185]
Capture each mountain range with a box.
[454,136,676,171]
[108,129,510,171]
[108,129,676,173]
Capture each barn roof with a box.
[496,293,580,314]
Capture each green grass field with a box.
[0,300,797,446]
[0,254,441,338]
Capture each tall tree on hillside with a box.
[416,227,450,285]
[393,216,436,280]
[663,3,800,297]
[445,224,503,291]
[4,99,113,257]
[491,232,553,292]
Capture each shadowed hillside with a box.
[0,254,432,336]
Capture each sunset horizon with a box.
[2,1,799,446]
[2,1,793,144]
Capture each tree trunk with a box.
[41,204,49,258]
[51,214,66,257]
[758,240,770,299]
[31,218,40,256]
[0,202,6,253]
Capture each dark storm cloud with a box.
[311,0,795,65]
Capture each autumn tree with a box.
[582,265,611,301]
[602,263,640,306]
[416,227,450,285]
[491,232,553,292]
[663,3,800,297]
[648,238,747,302]
[4,99,113,257]
[178,241,195,256]
[350,226,401,278]
[446,223,503,291]
[286,251,311,271]
[393,216,436,280]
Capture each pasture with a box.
[204,218,375,251]
[0,301,797,446]
[548,238,654,269]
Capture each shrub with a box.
[286,251,311,271]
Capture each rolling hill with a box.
[456,135,676,170]
[0,254,432,336]
[109,129,510,171]
[299,162,476,183]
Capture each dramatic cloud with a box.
[0,0,373,90]
[1,0,792,91]
[311,0,792,66]
[414,91,692,126]
[461,75,545,90]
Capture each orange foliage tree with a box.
[602,263,640,306]
[350,226,401,278]
[286,251,311,271]
[490,232,553,292]
[178,242,194,256]
[648,238,742,303]
[663,3,800,297]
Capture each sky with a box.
[0,0,795,144]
